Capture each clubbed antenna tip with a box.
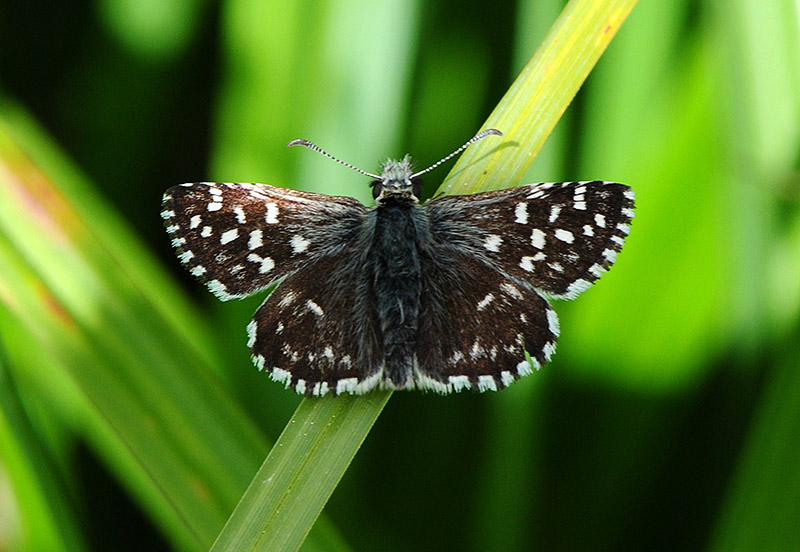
[287,138,380,179]
[410,129,503,179]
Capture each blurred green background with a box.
[1,0,799,551]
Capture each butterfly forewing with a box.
[425,181,635,299]
[162,182,367,299]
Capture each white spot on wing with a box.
[448,375,471,392]
[207,279,234,299]
[201,226,212,238]
[290,234,310,253]
[306,300,324,317]
[233,205,246,224]
[352,371,382,394]
[555,229,574,243]
[589,263,605,278]
[483,234,503,252]
[516,360,533,376]
[265,203,279,224]
[220,228,239,244]
[247,253,274,273]
[547,308,560,337]
[583,224,594,236]
[477,375,497,392]
[272,367,292,386]
[208,202,222,212]
[470,341,485,359]
[500,282,524,300]
[414,373,452,394]
[248,229,263,250]
[543,342,556,362]
[179,250,195,262]
[190,215,202,229]
[565,278,592,297]
[477,293,495,311]
[246,320,257,348]
[595,213,606,228]
[531,228,546,249]
[500,371,515,387]
[549,205,561,222]
[336,378,358,395]
[520,256,536,272]
[282,343,300,361]
[515,202,529,224]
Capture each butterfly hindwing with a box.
[247,250,385,396]
[425,181,635,299]
[415,246,558,393]
[161,182,368,300]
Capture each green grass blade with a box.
[210,0,637,549]
[439,0,639,196]
[0,351,88,552]
[0,102,263,549]
[707,0,800,548]
[0,102,344,551]
[211,392,391,552]
[708,348,800,551]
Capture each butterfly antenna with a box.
[410,128,503,179]
[287,138,381,179]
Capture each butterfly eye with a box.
[370,180,383,199]
[411,178,422,199]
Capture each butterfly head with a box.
[371,155,421,203]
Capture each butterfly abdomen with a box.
[372,199,423,388]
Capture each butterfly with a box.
[161,129,634,396]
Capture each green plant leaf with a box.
[439,0,638,196]
[0,101,344,551]
[211,392,390,552]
